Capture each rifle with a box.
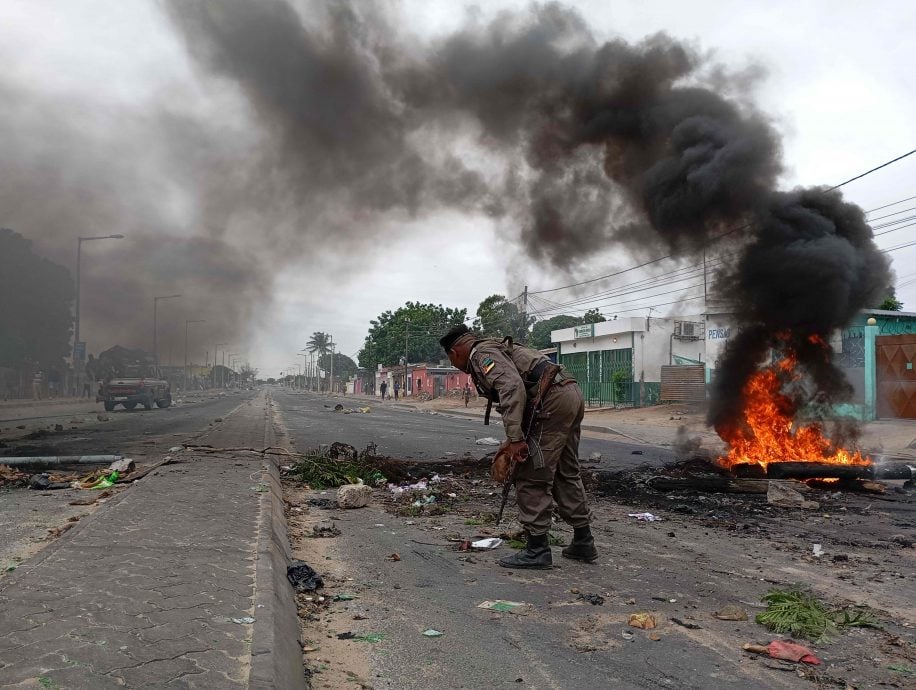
[494,362,561,526]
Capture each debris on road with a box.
[577,593,605,606]
[471,537,503,550]
[333,594,358,601]
[354,633,384,643]
[628,512,662,522]
[29,474,71,490]
[337,481,372,508]
[475,437,501,446]
[755,587,882,641]
[232,616,256,625]
[311,521,341,538]
[386,553,401,561]
[767,481,820,510]
[332,404,371,414]
[478,600,529,614]
[108,458,135,473]
[714,605,749,621]
[0,464,27,487]
[422,629,444,637]
[628,613,657,629]
[743,640,821,665]
[287,560,324,592]
[670,618,701,630]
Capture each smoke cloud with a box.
[3,0,890,426]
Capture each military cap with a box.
[439,324,471,351]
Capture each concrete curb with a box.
[249,397,307,690]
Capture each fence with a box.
[559,349,654,407]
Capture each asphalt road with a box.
[273,389,789,690]
[274,388,678,470]
[0,390,258,458]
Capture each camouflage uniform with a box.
[467,339,593,536]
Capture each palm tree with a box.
[306,332,332,390]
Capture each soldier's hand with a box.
[505,439,529,463]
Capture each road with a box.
[2,388,913,689]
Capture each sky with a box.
[1,0,914,378]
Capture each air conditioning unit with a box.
[674,321,702,340]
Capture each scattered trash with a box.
[631,450,643,455]
[108,458,135,474]
[250,484,269,493]
[621,631,634,641]
[232,616,256,625]
[28,474,70,491]
[743,640,821,665]
[311,521,341,538]
[329,442,358,461]
[333,594,358,601]
[628,613,657,629]
[812,544,824,558]
[411,495,437,507]
[628,512,662,522]
[168,446,183,453]
[354,633,384,643]
[422,629,444,637]
[648,632,662,641]
[0,465,27,486]
[478,600,528,614]
[286,561,324,592]
[588,452,602,461]
[214,417,223,423]
[337,481,372,508]
[333,405,371,414]
[766,482,819,510]
[715,605,749,621]
[577,593,605,606]
[336,631,355,640]
[471,538,503,550]
[386,553,401,562]
[670,618,701,630]
[475,437,501,446]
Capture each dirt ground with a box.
[281,454,916,689]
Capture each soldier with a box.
[439,324,597,569]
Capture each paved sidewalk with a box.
[0,392,303,689]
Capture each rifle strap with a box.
[484,398,492,426]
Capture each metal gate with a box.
[660,365,706,402]
[876,334,916,419]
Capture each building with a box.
[551,316,709,407]
[374,362,473,398]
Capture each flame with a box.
[716,347,869,471]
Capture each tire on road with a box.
[156,393,172,409]
[123,402,138,411]
[103,401,115,412]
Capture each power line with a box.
[528,149,916,296]
[865,193,916,215]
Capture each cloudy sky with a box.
[2,0,914,377]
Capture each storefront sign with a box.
[574,324,594,338]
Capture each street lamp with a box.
[228,353,239,388]
[153,294,182,366]
[184,319,205,391]
[74,234,124,393]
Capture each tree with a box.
[318,352,357,380]
[529,315,582,349]
[473,294,534,342]
[358,302,467,370]
[0,228,74,368]
[876,286,903,311]
[582,308,607,324]
[306,331,333,356]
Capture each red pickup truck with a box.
[97,376,172,412]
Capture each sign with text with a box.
[574,324,595,339]
[708,327,730,340]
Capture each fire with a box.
[716,349,869,471]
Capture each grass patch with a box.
[756,587,882,642]
[464,518,484,526]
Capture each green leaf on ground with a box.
[355,633,384,643]
[756,586,883,642]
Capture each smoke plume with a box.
[3,0,889,425]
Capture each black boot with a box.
[562,526,599,563]
[498,533,552,569]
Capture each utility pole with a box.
[215,342,227,388]
[404,318,410,397]
[522,285,528,344]
[184,320,205,391]
[153,294,181,366]
[328,337,334,395]
[74,234,124,394]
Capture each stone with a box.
[337,482,372,509]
